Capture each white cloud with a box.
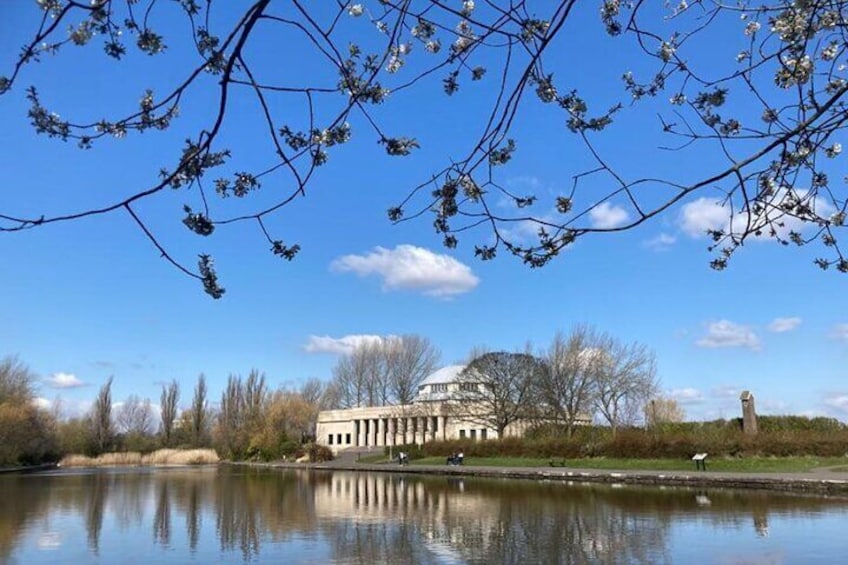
[830,324,848,343]
[680,191,835,239]
[643,233,676,251]
[680,198,728,237]
[696,320,761,350]
[589,202,629,229]
[767,317,801,333]
[45,372,87,389]
[32,397,53,410]
[331,245,479,297]
[824,395,848,414]
[667,388,704,404]
[303,334,395,355]
[711,385,741,399]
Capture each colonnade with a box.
[352,415,448,447]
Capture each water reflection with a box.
[0,468,846,563]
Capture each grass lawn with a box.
[400,455,848,473]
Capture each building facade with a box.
[316,365,530,453]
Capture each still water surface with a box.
[1,466,847,564]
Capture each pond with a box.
[1,466,847,563]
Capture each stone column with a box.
[740,391,758,435]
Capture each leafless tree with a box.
[452,350,545,437]
[115,394,155,436]
[0,355,35,403]
[160,379,180,447]
[188,373,209,447]
[385,335,440,405]
[534,326,599,437]
[299,377,325,407]
[5,2,842,296]
[645,397,686,427]
[328,335,440,408]
[592,336,658,436]
[90,376,114,453]
[243,369,269,430]
[217,374,244,458]
[331,347,372,409]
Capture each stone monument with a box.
[740,390,758,435]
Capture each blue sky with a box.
[1,2,846,422]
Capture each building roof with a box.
[418,365,466,387]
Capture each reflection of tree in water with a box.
[153,479,171,547]
[214,467,319,561]
[84,473,109,555]
[2,469,848,562]
[111,472,146,530]
[0,476,52,562]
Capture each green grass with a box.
[406,455,848,473]
[356,453,395,464]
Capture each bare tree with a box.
[115,394,154,436]
[90,377,114,453]
[645,397,686,427]
[188,374,209,447]
[385,335,440,405]
[452,350,545,437]
[535,326,599,437]
[299,377,325,407]
[217,374,244,458]
[5,3,842,296]
[160,379,180,447]
[592,337,658,436]
[243,369,269,430]
[328,335,440,408]
[0,355,35,403]
[330,347,373,409]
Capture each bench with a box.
[692,453,708,471]
[549,458,567,467]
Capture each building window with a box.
[346,433,351,444]
[470,429,477,440]
[433,417,438,432]
[328,434,334,445]
[460,383,477,392]
[337,434,342,445]
[459,429,466,439]
[481,429,487,440]
[433,383,448,393]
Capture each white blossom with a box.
[744,21,760,36]
[670,93,686,105]
[347,3,364,17]
[826,143,842,158]
[821,41,839,62]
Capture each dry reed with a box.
[59,448,219,468]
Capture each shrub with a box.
[307,443,334,463]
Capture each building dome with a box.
[415,365,466,402]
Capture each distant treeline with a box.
[0,355,332,467]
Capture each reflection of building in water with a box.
[313,472,504,557]
[317,365,590,453]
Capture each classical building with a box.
[317,365,530,453]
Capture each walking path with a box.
[239,458,848,495]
